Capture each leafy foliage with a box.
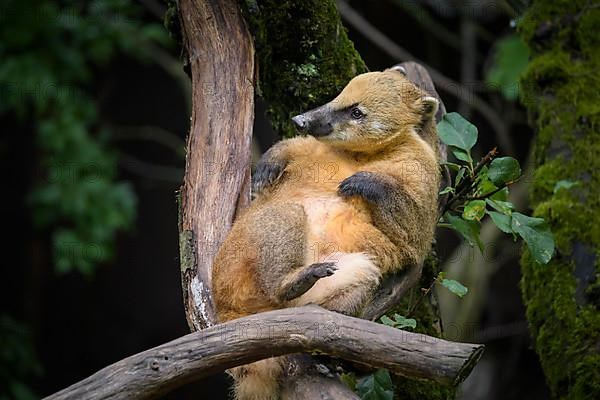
[380,314,417,330]
[438,112,555,265]
[486,35,530,100]
[0,315,42,400]
[440,278,468,298]
[0,0,169,275]
[487,157,521,186]
[356,369,394,400]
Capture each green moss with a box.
[518,1,600,398]
[240,0,367,137]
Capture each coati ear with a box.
[422,96,439,120]
[387,65,407,75]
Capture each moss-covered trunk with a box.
[518,1,600,398]
[241,0,367,137]
[240,1,454,398]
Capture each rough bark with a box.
[518,1,600,398]
[43,306,483,400]
[177,0,255,330]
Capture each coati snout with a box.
[292,105,334,137]
[291,102,367,138]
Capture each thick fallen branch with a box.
[44,306,483,400]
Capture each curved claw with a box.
[252,161,285,195]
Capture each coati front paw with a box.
[308,261,338,278]
[282,262,337,301]
[252,159,286,195]
[338,171,388,203]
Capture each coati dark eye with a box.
[351,107,364,119]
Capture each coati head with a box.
[292,67,439,152]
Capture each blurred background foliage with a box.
[0,0,566,399]
[0,0,170,276]
[1,0,174,398]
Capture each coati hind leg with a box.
[247,202,338,305]
[289,252,381,315]
[278,262,337,301]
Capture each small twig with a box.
[442,147,498,214]
[388,0,461,49]
[406,277,439,318]
[465,178,519,201]
[110,125,186,157]
[117,152,184,183]
[472,147,498,178]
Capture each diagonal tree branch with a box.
[44,306,484,400]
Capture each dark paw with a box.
[252,160,285,195]
[282,262,337,301]
[308,262,337,278]
[337,171,388,202]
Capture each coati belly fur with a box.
[212,68,441,400]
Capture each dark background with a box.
[1,1,549,399]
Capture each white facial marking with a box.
[369,121,388,133]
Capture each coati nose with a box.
[292,114,307,131]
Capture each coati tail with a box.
[229,358,284,400]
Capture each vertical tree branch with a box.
[177,0,255,330]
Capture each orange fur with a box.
[212,69,441,399]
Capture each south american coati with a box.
[212,67,441,399]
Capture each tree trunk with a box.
[177,0,255,331]
[518,1,600,398]
[241,0,367,138]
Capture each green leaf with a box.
[357,369,394,400]
[439,186,454,195]
[392,314,417,329]
[463,200,486,221]
[441,161,461,171]
[476,167,506,200]
[452,148,472,163]
[511,212,555,264]
[490,187,509,201]
[486,35,529,100]
[437,112,478,152]
[487,157,521,186]
[487,211,513,233]
[379,315,395,327]
[444,213,483,252]
[486,199,514,215]
[455,168,466,186]
[553,180,579,193]
[379,314,417,330]
[440,278,469,298]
